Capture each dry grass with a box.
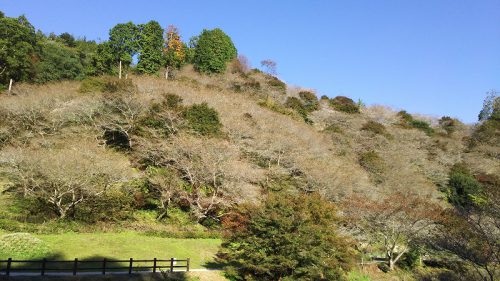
[0,68,497,208]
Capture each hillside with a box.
[0,66,499,280]
[0,65,497,215]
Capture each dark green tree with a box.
[193,28,237,74]
[218,193,354,281]
[34,42,84,83]
[89,41,115,76]
[58,32,76,47]
[136,20,164,74]
[0,14,37,85]
[109,22,139,74]
[182,103,223,136]
[447,163,484,209]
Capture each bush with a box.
[257,97,300,120]
[74,189,135,223]
[439,116,459,134]
[399,246,422,270]
[361,121,388,136]
[284,97,312,123]
[359,151,385,184]
[323,123,343,134]
[193,28,237,74]
[409,119,434,136]
[183,103,223,136]
[447,164,484,209]
[298,91,319,111]
[397,110,413,123]
[217,193,354,281]
[468,119,500,147]
[0,233,52,259]
[163,93,184,110]
[329,96,359,113]
[397,110,434,135]
[266,76,286,92]
[79,76,135,93]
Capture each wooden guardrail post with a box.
[128,258,133,274]
[153,258,157,273]
[102,258,107,275]
[73,258,78,275]
[186,258,190,272]
[6,258,11,276]
[41,258,47,276]
[170,258,174,272]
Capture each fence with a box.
[0,257,190,276]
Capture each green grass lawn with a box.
[32,232,221,269]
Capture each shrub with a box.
[397,110,413,123]
[358,151,385,184]
[266,76,286,92]
[193,28,237,74]
[183,103,222,136]
[409,119,434,136]
[323,123,343,134]
[320,95,329,100]
[298,91,319,112]
[468,118,500,147]
[79,77,105,93]
[0,233,52,259]
[397,110,434,135]
[79,76,135,93]
[439,116,459,134]
[74,189,135,223]
[257,97,300,120]
[217,193,354,281]
[447,164,484,209]
[361,121,388,136]
[285,97,311,123]
[399,246,422,270]
[329,96,360,113]
[163,93,183,110]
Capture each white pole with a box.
[119,60,122,79]
[8,79,12,92]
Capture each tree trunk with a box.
[165,66,170,80]
[119,60,122,79]
[8,79,12,92]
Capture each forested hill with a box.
[1,11,499,281]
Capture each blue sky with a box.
[2,1,499,123]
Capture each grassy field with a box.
[32,232,221,269]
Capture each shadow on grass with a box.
[202,260,225,270]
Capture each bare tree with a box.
[0,142,134,219]
[260,59,277,76]
[343,192,443,270]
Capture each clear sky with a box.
[1,1,499,123]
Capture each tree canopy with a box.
[218,193,354,281]
[0,14,37,84]
[136,20,164,74]
[193,28,237,74]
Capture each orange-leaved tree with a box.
[164,25,186,78]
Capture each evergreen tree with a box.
[218,193,354,281]
[193,28,237,74]
[136,20,164,74]
[0,14,37,85]
[90,41,115,76]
